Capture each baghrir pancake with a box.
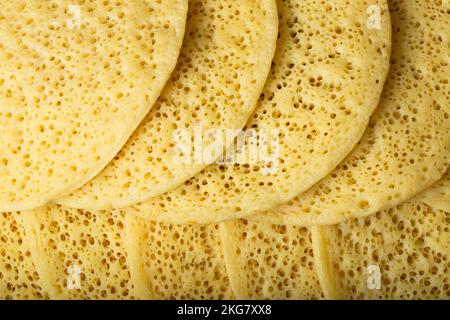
[256,0,449,226]
[0,0,188,211]
[56,0,278,210]
[126,0,392,224]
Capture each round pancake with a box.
[126,217,234,299]
[312,200,449,299]
[19,204,319,299]
[126,0,392,223]
[20,203,233,299]
[56,0,279,210]
[0,0,188,211]
[256,0,449,226]
[21,205,136,299]
[220,220,323,299]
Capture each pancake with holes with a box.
[20,203,319,299]
[126,217,234,299]
[311,197,450,299]
[417,169,450,212]
[21,205,136,299]
[0,212,50,299]
[0,0,188,211]
[56,0,279,210]
[257,0,449,226]
[20,203,234,299]
[219,220,323,299]
[126,0,392,223]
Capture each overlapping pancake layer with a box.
[0,212,49,299]
[418,170,450,212]
[127,218,234,299]
[127,0,392,224]
[0,0,448,302]
[312,199,449,299]
[257,0,449,226]
[56,0,278,210]
[220,220,323,299]
[22,205,136,299]
[0,0,188,211]
[2,175,448,299]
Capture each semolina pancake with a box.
[127,0,392,224]
[56,0,279,210]
[257,0,449,226]
[0,0,188,211]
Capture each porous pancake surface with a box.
[23,204,136,299]
[127,218,234,299]
[57,0,278,210]
[418,170,450,212]
[258,0,449,226]
[127,0,392,223]
[220,220,323,299]
[0,212,49,299]
[312,200,450,299]
[0,0,188,211]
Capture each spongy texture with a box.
[220,220,323,299]
[418,170,450,212]
[126,217,234,299]
[56,0,279,210]
[257,0,450,226]
[0,212,49,299]
[312,201,450,299]
[23,205,136,299]
[0,0,188,211]
[127,0,392,223]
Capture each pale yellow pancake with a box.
[0,0,188,211]
[126,0,392,223]
[312,200,449,299]
[56,0,278,210]
[220,220,323,299]
[256,0,449,226]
